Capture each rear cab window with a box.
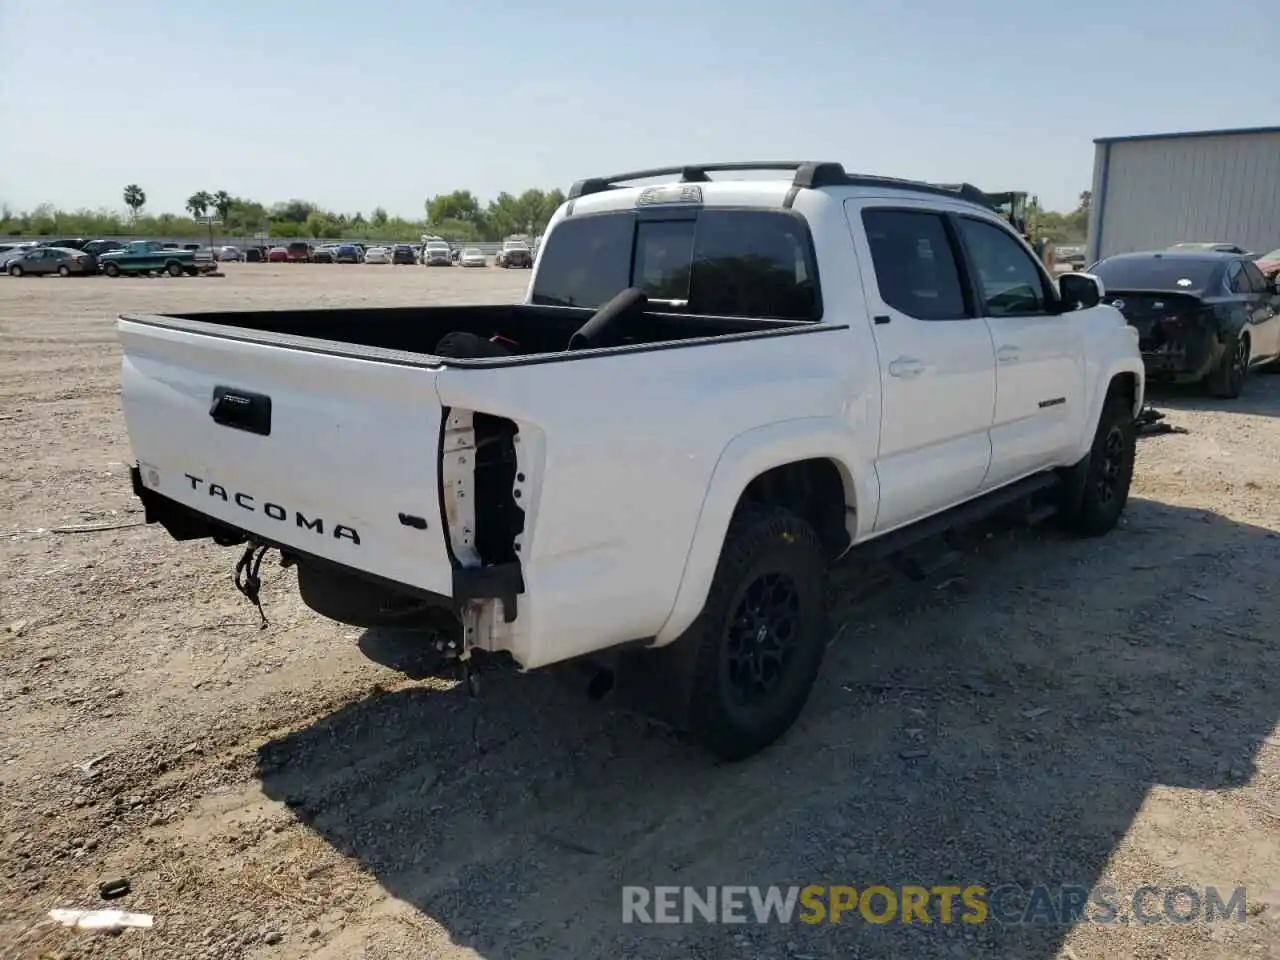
[531,208,821,321]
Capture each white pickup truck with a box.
[117,161,1144,760]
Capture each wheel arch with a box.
[652,418,868,646]
[1075,361,1144,462]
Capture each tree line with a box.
[0,185,1092,244]
[0,185,569,243]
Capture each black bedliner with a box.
[129,303,833,366]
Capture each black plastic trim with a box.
[853,472,1061,563]
[452,563,525,623]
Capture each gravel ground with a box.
[1,264,1278,960]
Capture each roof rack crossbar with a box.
[566,161,1001,211]
[568,161,815,199]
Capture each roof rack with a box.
[566,161,996,210]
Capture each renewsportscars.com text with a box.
[621,884,1249,926]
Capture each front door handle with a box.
[996,345,1020,363]
[888,358,927,379]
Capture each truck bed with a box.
[123,303,818,365]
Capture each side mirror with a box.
[1058,271,1104,310]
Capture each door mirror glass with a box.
[1059,272,1103,310]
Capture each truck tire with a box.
[1204,333,1249,398]
[103,262,120,277]
[683,504,829,761]
[1057,393,1135,537]
[166,261,184,278]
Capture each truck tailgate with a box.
[118,318,453,596]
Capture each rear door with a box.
[118,318,455,595]
[951,213,1084,486]
[844,201,996,533]
[1239,260,1280,362]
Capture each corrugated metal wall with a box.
[1087,130,1280,262]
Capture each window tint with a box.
[1241,261,1267,294]
[955,217,1047,316]
[530,213,635,309]
[860,209,968,320]
[1224,261,1251,294]
[1090,255,1220,292]
[530,209,819,320]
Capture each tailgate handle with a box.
[210,385,272,436]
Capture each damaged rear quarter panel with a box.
[432,333,849,670]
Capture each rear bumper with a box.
[1139,332,1222,383]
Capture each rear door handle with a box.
[888,358,928,379]
[996,345,1020,363]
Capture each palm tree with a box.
[123,184,146,232]
[186,191,212,219]
[212,190,233,225]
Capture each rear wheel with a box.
[166,261,184,278]
[1205,333,1249,398]
[682,504,829,761]
[57,265,71,277]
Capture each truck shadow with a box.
[255,499,1280,959]
[1145,370,1280,417]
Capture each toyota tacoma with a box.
[117,161,1144,760]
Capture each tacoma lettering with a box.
[183,473,359,544]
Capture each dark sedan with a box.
[1090,251,1280,398]
[6,246,98,277]
[391,244,416,265]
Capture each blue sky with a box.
[1,0,1274,218]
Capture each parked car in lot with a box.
[312,244,336,264]
[217,245,244,262]
[335,244,362,264]
[1168,241,1251,255]
[0,242,39,267]
[36,237,88,251]
[285,241,312,263]
[82,239,126,258]
[363,246,391,264]
[266,246,290,263]
[1090,250,1280,397]
[423,240,453,266]
[99,240,205,277]
[391,244,417,265]
[6,246,97,276]
[496,237,533,268]
[1253,246,1280,281]
[113,159,1145,760]
[459,247,487,267]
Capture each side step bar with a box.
[852,472,1061,565]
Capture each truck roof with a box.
[564,160,999,217]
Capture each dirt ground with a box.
[1,264,1278,960]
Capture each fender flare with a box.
[1076,357,1145,461]
[652,417,870,646]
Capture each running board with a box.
[853,472,1060,564]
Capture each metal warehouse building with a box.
[1086,125,1280,263]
